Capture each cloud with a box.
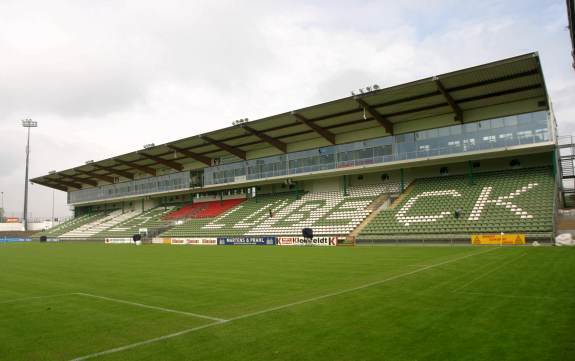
[0,0,572,220]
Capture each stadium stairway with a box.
[33,211,109,240]
[388,181,416,209]
[161,183,400,238]
[359,167,556,242]
[161,193,296,238]
[93,206,176,239]
[247,184,402,236]
[60,209,142,239]
[348,194,393,239]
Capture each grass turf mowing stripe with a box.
[69,246,498,361]
[453,290,572,300]
[0,292,76,304]
[68,322,227,361]
[451,252,527,293]
[74,293,227,322]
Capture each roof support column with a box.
[433,76,463,123]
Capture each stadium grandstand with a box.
[31,52,561,245]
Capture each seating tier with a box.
[360,167,555,239]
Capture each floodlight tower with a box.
[22,118,38,231]
[0,191,4,222]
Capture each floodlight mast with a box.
[21,118,37,231]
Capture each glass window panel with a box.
[438,127,450,137]
[464,122,478,133]
[504,116,518,127]
[478,119,491,129]
[491,117,504,128]
[450,125,462,135]
[69,110,550,202]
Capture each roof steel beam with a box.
[355,98,394,134]
[91,164,135,180]
[43,182,68,192]
[242,125,287,153]
[113,158,157,176]
[434,77,463,123]
[291,112,336,144]
[201,135,246,160]
[166,145,212,166]
[139,152,184,171]
[62,174,98,187]
[75,169,115,183]
[47,178,82,189]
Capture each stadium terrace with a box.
[31,52,560,245]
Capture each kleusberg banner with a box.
[471,234,526,245]
[171,237,218,245]
[277,236,337,246]
[104,238,133,244]
[217,236,276,245]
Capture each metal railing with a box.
[209,133,551,186]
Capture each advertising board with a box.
[104,238,133,244]
[0,238,31,243]
[171,237,218,245]
[217,236,276,245]
[277,236,337,246]
[471,234,526,245]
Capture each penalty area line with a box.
[451,252,527,293]
[68,321,227,361]
[69,247,498,361]
[227,247,498,322]
[73,293,227,322]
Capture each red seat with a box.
[163,199,245,220]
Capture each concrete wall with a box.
[0,221,61,232]
[0,223,24,231]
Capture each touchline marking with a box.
[227,247,498,322]
[0,293,76,305]
[414,251,511,295]
[74,293,227,322]
[451,252,527,293]
[69,247,497,361]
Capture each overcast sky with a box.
[0,0,573,220]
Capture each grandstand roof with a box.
[32,52,550,192]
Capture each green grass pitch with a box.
[0,243,574,361]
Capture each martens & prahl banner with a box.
[217,236,276,245]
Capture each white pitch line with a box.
[412,251,511,295]
[0,292,76,305]
[69,247,498,361]
[227,247,499,322]
[68,321,227,361]
[74,293,227,322]
[451,252,527,293]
